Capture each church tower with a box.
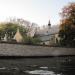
[48,20,51,29]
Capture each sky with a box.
[0,0,75,26]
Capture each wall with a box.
[0,43,75,56]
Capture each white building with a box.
[35,20,60,45]
[13,28,23,42]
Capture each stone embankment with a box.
[0,43,75,56]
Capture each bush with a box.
[23,36,41,45]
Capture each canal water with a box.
[0,56,75,75]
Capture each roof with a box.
[36,25,59,36]
[14,29,23,42]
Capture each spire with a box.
[48,20,51,27]
[48,20,51,29]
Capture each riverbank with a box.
[0,56,75,75]
[0,43,75,57]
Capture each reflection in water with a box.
[25,70,56,75]
[0,56,75,75]
[40,66,48,69]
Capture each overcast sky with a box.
[0,0,75,26]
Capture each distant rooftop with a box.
[36,25,59,36]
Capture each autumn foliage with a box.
[59,2,75,46]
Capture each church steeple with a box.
[48,20,51,26]
[48,20,51,28]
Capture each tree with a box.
[59,2,75,46]
[0,22,27,41]
[23,36,41,45]
[0,18,41,44]
[0,22,41,44]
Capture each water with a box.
[0,56,75,75]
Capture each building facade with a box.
[13,28,23,42]
[35,20,60,45]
